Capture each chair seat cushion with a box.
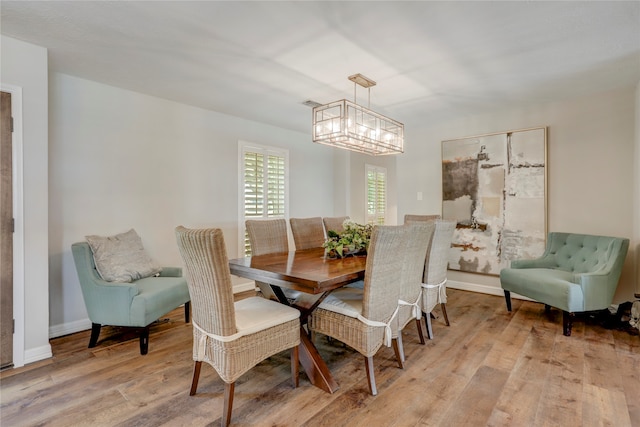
[500,268,584,312]
[318,287,364,318]
[235,297,300,335]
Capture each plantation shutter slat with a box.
[366,164,387,225]
[241,144,288,255]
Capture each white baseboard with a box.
[448,279,533,301]
[49,318,92,339]
[23,344,52,365]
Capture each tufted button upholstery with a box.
[500,232,629,336]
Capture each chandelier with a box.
[312,74,404,156]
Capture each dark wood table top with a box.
[229,247,366,294]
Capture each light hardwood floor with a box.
[1,289,638,426]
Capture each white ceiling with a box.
[2,1,639,134]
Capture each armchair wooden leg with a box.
[415,318,426,344]
[139,327,150,355]
[184,301,191,323]
[563,311,574,336]
[190,361,202,396]
[504,290,512,312]
[441,303,450,326]
[291,346,299,388]
[88,323,101,348]
[364,356,378,396]
[424,312,434,339]
[222,382,235,427]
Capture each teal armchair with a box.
[500,232,629,336]
[72,242,191,354]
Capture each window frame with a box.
[238,140,289,256]
[365,164,387,225]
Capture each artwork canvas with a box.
[442,127,547,276]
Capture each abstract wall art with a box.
[442,127,547,276]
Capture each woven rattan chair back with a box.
[361,225,413,322]
[393,223,434,346]
[290,217,325,250]
[424,220,455,285]
[245,219,289,300]
[404,214,441,224]
[245,219,289,256]
[175,227,236,337]
[422,220,456,338]
[322,216,350,235]
[399,223,434,305]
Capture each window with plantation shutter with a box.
[366,164,386,225]
[239,141,289,256]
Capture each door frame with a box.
[1,83,24,368]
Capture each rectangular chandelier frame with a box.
[312,99,404,156]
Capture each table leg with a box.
[297,326,339,393]
[270,284,340,393]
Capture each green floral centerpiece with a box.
[323,220,373,258]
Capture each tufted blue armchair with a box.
[500,232,629,336]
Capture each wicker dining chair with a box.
[175,227,300,427]
[245,218,289,300]
[392,222,434,364]
[404,214,441,224]
[310,225,425,395]
[421,220,456,339]
[290,217,325,250]
[322,216,350,235]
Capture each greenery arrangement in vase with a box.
[323,220,373,258]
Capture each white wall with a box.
[635,82,640,295]
[398,86,638,303]
[0,36,52,365]
[48,73,335,335]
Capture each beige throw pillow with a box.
[85,229,162,282]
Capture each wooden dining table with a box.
[228,247,367,393]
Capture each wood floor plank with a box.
[616,351,640,426]
[582,383,632,427]
[1,289,637,426]
[486,317,556,426]
[440,365,510,427]
[534,335,585,426]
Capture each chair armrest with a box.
[574,272,617,311]
[510,256,557,269]
[82,279,140,325]
[159,267,182,277]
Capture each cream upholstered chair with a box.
[175,227,300,427]
[290,217,325,250]
[421,220,456,339]
[310,225,425,395]
[392,222,434,364]
[245,219,289,301]
[404,214,441,224]
[323,216,350,235]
